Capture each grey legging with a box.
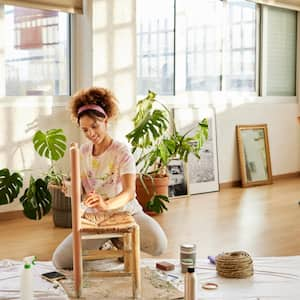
[52,210,168,269]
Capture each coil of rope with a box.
[216,251,253,279]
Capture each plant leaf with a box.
[33,128,67,162]
[0,168,23,205]
[19,177,52,220]
[146,194,169,214]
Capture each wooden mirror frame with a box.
[236,124,272,187]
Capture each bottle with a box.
[184,267,198,300]
[20,256,36,300]
[184,268,190,300]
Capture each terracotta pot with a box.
[135,175,169,212]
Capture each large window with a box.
[3,5,70,96]
[136,0,297,97]
[223,0,257,91]
[183,0,223,91]
[136,0,174,95]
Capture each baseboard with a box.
[0,210,24,221]
[219,180,241,189]
[220,171,300,190]
[272,171,300,181]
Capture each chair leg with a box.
[131,225,141,299]
[123,233,131,272]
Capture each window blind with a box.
[247,0,300,11]
[0,0,83,14]
[262,6,297,96]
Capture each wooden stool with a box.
[80,211,141,299]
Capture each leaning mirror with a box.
[236,124,272,187]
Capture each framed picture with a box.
[167,158,189,198]
[173,106,219,194]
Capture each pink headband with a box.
[77,104,107,118]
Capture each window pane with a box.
[223,0,256,92]
[184,0,223,91]
[264,6,296,96]
[4,5,70,96]
[136,0,174,95]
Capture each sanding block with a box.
[156,261,175,271]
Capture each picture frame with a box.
[167,158,189,198]
[173,106,219,194]
[236,124,272,187]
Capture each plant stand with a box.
[49,184,72,228]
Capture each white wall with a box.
[0,99,80,212]
[215,101,300,183]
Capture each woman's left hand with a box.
[84,191,108,211]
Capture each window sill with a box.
[139,91,298,108]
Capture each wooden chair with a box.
[80,212,141,299]
[70,143,141,299]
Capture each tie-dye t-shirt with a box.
[80,140,142,214]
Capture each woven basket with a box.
[49,184,72,228]
[216,251,253,279]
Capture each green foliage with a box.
[146,194,170,214]
[33,128,67,162]
[126,90,209,213]
[44,167,64,186]
[18,127,67,219]
[127,91,208,176]
[20,176,52,220]
[0,128,67,221]
[0,168,23,205]
[33,128,67,186]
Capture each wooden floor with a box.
[1,177,300,261]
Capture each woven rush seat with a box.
[81,211,136,233]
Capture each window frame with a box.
[136,0,299,105]
[0,3,73,102]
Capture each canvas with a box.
[173,106,219,194]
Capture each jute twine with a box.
[216,251,253,279]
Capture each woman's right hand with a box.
[83,191,108,211]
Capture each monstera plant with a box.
[20,128,67,220]
[126,91,208,214]
[0,128,67,220]
[0,168,23,205]
[33,128,67,186]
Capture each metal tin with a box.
[180,244,196,273]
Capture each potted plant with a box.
[0,128,68,224]
[31,128,71,227]
[126,91,208,214]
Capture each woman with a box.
[52,87,167,269]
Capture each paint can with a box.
[180,244,196,273]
